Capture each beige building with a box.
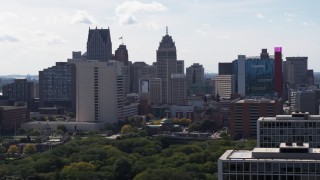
[76,61,124,124]
[139,77,162,105]
[215,75,234,99]
[171,74,186,105]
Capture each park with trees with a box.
[0,134,255,179]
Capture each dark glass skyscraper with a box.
[86,27,112,62]
[245,58,274,97]
[156,27,177,104]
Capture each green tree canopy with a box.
[7,145,19,156]
[23,144,37,154]
[121,125,134,134]
[57,124,67,133]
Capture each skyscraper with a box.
[115,44,130,95]
[131,62,157,93]
[176,60,184,74]
[76,61,124,124]
[156,27,177,104]
[2,79,35,102]
[186,63,205,95]
[86,27,112,62]
[284,56,308,84]
[274,47,283,97]
[171,74,186,105]
[114,44,128,65]
[39,62,76,111]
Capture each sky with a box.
[0,0,319,75]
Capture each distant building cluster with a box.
[0,25,319,142]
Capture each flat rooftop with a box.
[235,99,275,104]
[259,113,320,121]
[220,144,320,161]
[0,106,26,110]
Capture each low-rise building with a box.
[258,112,320,148]
[218,142,320,180]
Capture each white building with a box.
[219,143,320,180]
[76,61,124,124]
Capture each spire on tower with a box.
[166,26,168,35]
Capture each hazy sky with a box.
[0,0,319,75]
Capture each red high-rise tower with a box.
[274,47,283,97]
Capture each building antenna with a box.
[166,26,168,35]
[119,35,124,45]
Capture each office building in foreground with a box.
[219,142,320,180]
[258,112,320,148]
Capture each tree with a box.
[188,122,201,132]
[68,112,76,118]
[23,144,36,154]
[48,116,55,121]
[114,157,132,180]
[121,125,134,134]
[7,145,19,156]
[57,124,67,133]
[216,93,220,102]
[18,128,26,135]
[61,162,96,179]
[29,129,40,136]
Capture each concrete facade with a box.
[76,61,123,125]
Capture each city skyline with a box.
[1,0,320,75]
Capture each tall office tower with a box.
[39,62,76,111]
[86,27,112,62]
[218,62,233,75]
[306,69,314,85]
[76,61,124,124]
[215,75,234,99]
[218,143,320,180]
[171,74,186,105]
[131,62,157,93]
[156,27,177,104]
[230,99,281,139]
[274,47,283,97]
[2,79,35,102]
[260,48,270,59]
[176,60,184,74]
[115,44,130,95]
[258,112,320,148]
[285,57,308,84]
[139,77,162,104]
[237,55,246,96]
[186,63,205,95]
[114,44,129,65]
[246,57,274,97]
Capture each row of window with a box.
[223,162,320,174]
[222,174,320,180]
